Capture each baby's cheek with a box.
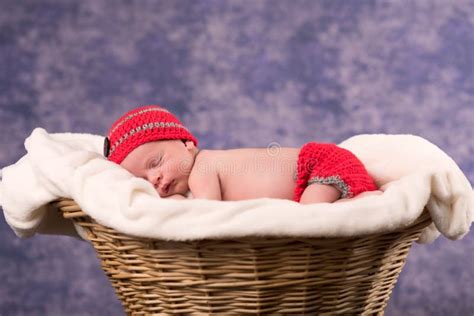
[177,160,194,175]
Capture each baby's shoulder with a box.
[189,149,221,180]
[195,149,226,164]
[189,149,241,179]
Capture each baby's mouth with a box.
[162,180,173,194]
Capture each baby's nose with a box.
[147,173,161,187]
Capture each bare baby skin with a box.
[120,139,379,204]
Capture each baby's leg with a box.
[299,183,342,204]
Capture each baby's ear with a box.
[183,140,196,149]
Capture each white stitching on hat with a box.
[110,107,170,135]
[109,122,191,156]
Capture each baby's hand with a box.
[163,194,187,200]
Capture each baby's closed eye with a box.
[149,158,162,168]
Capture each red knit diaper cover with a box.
[293,142,377,202]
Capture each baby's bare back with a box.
[196,147,300,201]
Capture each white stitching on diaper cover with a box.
[306,175,353,199]
[110,107,170,135]
[294,169,352,198]
[109,121,191,156]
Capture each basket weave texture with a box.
[54,199,432,315]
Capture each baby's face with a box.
[120,140,198,197]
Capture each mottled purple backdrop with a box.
[1,1,473,315]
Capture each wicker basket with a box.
[54,198,432,315]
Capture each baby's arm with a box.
[188,168,222,201]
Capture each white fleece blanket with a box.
[0,128,472,243]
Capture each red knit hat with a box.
[104,105,198,164]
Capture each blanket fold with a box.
[0,128,472,243]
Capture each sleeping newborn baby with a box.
[104,105,378,204]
